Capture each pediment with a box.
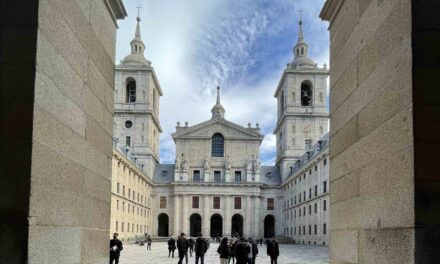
[172,119,263,141]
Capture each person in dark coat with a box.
[110,233,123,264]
[146,235,152,251]
[234,237,251,264]
[266,237,279,264]
[217,237,230,264]
[195,233,208,264]
[168,236,176,257]
[228,237,237,264]
[189,237,195,257]
[248,238,258,264]
[177,233,190,264]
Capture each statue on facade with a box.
[182,153,189,171]
[253,158,261,174]
[225,156,231,172]
[175,154,181,172]
[246,156,253,171]
[204,156,211,171]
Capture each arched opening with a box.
[126,78,136,103]
[301,80,313,106]
[158,213,169,237]
[231,214,244,237]
[264,215,275,238]
[190,213,202,237]
[210,214,223,238]
[211,133,224,157]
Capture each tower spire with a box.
[297,9,304,42]
[211,86,225,119]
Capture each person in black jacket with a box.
[110,233,123,264]
[250,238,258,264]
[266,236,279,264]
[234,237,251,264]
[177,233,190,264]
[146,235,152,251]
[168,236,176,257]
[195,233,208,264]
[217,237,230,264]
[189,237,195,257]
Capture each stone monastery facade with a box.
[110,14,330,246]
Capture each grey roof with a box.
[260,166,282,185]
[286,133,329,181]
[153,164,175,183]
[113,140,146,173]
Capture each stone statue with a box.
[225,156,231,172]
[182,154,189,171]
[246,157,252,171]
[204,156,211,171]
[253,158,261,174]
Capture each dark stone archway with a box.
[231,214,244,237]
[210,214,223,238]
[264,215,275,238]
[190,213,202,237]
[158,213,169,237]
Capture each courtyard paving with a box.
[118,242,329,264]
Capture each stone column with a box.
[173,195,180,236]
[253,196,260,237]
[182,196,189,235]
[203,195,210,236]
[245,196,252,237]
[224,196,232,237]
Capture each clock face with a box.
[125,120,133,128]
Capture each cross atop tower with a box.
[136,3,142,18]
[298,8,304,24]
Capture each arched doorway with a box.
[190,213,202,237]
[264,215,275,238]
[231,214,244,237]
[158,213,169,237]
[210,214,223,238]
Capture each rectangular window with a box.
[128,188,131,199]
[303,226,305,235]
[303,207,305,215]
[305,139,312,150]
[128,204,130,213]
[160,196,167,208]
[122,222,124,232]
[193,170,201,182]
[214,171,221,182]
[314,203,317,213]
[294,210,296,218]
[126,136,131,147]
[213,197,221,209]
[315,185,318,196]
[323,181,327,193]
[299,193,302,203]
[309,188,312,199]
[117,183,120,193]
[234,171,242,182]
[116,200,119,210]
[122,202,125,211]
[314,224,317,235]
[299,209,301,217]
[309,205,311,215]
[304,191,306,201]
[323,223,327,235]
[294,196,297,205]
[116,221,119,232]
[315,165,318,171]
[267,198,274,210]
[234,197,241,209]
[324,158,327,165]
[192,196,199,208]
[323,200,327,211]
[123,186,125,196]
[299,226,301,235]
[309,225,311,235]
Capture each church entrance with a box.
[210,214,223,238]
[264,215,275,238]
[231,214,243,237]
[190,213,202,237]
[158,213,169,237]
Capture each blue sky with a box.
[115,0,329,165]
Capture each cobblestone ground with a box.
[118,242,329,264]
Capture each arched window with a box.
[301,80,313,106]
[126,79,136,103]
[211,133,224,157]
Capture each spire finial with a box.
[216,86,221,104]
[297,9,304,41]
[135,2,142,38]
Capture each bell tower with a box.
[274,15,329,180]
[114,13,163,178]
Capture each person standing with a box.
[177,233,190,264]
[228,237,237,264]
[266,236,279,264]
[217,237,230,264]
[110,233,123,264]
[250,238,258,264]
[195,233,208,264]
[168,236,176,258]
[146,235,152,251]
[246,239,253,264]
[189,237,195,257]
[234,237,250,264]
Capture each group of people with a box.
[109,232,279,264]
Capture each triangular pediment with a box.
[172,118,264,141]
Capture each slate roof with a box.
[260,166,282,185]
[153,164,175,183]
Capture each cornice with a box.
[112,148,154,185]
[273,112,329,133]
[320,0,345,26]
[104,0,127,26]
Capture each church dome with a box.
[122,53,151,66]
[289,56,316,68]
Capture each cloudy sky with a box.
[115,0,329,165]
